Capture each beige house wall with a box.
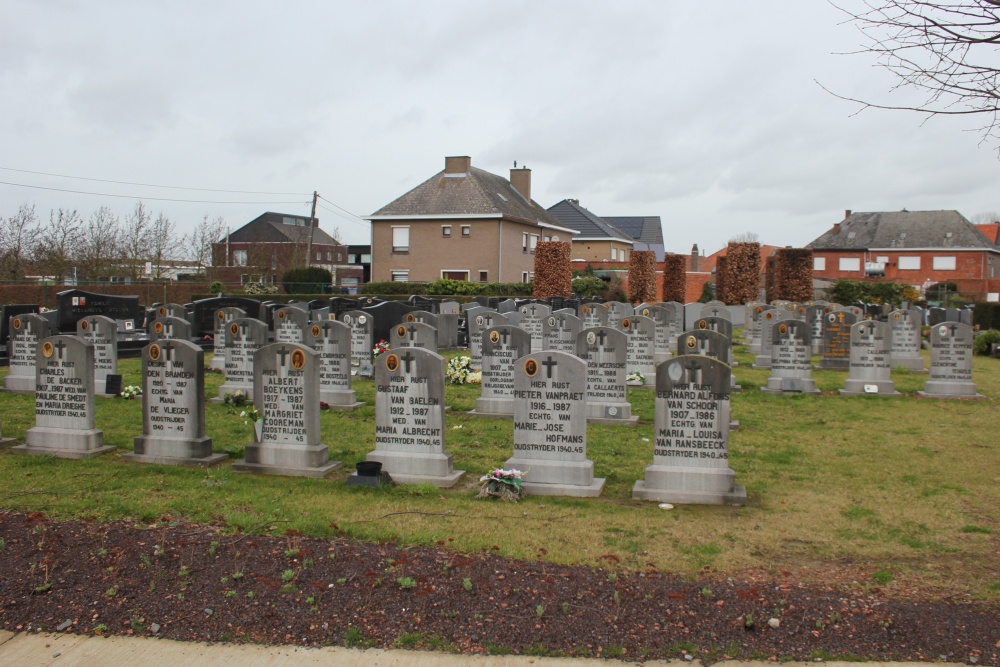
[571,240,634,263]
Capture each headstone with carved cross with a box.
[580,303,609,329]
[752,309,790,369]
[469,325,532,418]
[632,355,746,505]
[389,320,438,351]
[364,346,463,487]
[15,335,114,458]
[744,304,771,355]
[153,303,188,320]
[576,327,637,425]
[273,306,309,345]
[674,329,742,395]
[504,351,605,497]
[518,302,551,352]
[699,303,731,322]
[233,342,342,477]
[466,309,504,370]
[209,307,246,370]
[761,319,820,394]
[4,313,54,393]
[604,301,632,330]
[543,312,582,354]
[637,305,673,366]
[621,315,656,386]
[125,339,225,466]
[341,310,375,377]
[817,310,858,370]
[888,309,927,372]
[804,304,831,355]
[918,322,983,399]
[304,320,364,410]
[149,316,193,344]
[77,315,119,396]
[840,320,901,396]
[216,317,268,402]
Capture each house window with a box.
[233,250,248,266]
[392,226,409,252]
[316,251,322,261]
[271,250,277,270]
[839,258,861,272]
[522,271,530,283]
[876,256,889,264]
[611,248,617,261]
[621,250,627,262]
[391,270,409,282]
[461,225,471,237]
[442,270,469,281]
[898,256,921,270]
[530,234,538,253]
[522,233,528,252]
[479,270,488,282]
[441,226,451,238]
[933,256,956,270]
[327,251,333,261]
[814,257,826,271]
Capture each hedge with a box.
[973,302,1000,330]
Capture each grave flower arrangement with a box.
[372,339,389,359]
[239,404,263,442]
[445,355,476,384]
[626,371,645,386]
[477,468,524,502]
[119,385,142,400]
[223,390,248,407]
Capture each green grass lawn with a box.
[1,337,998,600]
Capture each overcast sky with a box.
[3,1,998,256]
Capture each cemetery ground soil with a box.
[1,511,998,664]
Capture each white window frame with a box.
[461,225,471,237]
[611,248,617,261]
[839,257,861,272]
[813,257,826,271]
[391,270,409,282]
[440,270,470,281]
[442,225,451,237]
[522,233,528,252]
[391,226,410,253]
[233,249,248,267]
[521,271,530,283]
[898,256,921,270]
[529,234,538,253]
[932,256,956,271]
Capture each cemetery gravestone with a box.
[761,320,820,394]
[604,301,632,329]
[580,303,609,329]
[190,297,261,339]
[390,321,438,351]
[14,335,114,459]
[216,317,268,402]
[149,316,193,343]
[804,304,830,355]
[55,290,142,333]
[818,310,857,370]
[77,315,118,396]
[632,355,746,505]
[361,300,416,347]
[469,325,532,418]
[752,310,783,368]
[505,351,605,497]
[888,309,926,372]
[693,316,735,364]
[576,327,637,425]
[273,307,310,344]
[638,305,673,365]
[305,320,364,410]
[543,312,582,354]
[342,310,374,377]
[675,329,741,394]
[365,347,464,487]
[519,302,552,351]
[0,304,39,354]
[918,322,983,399]
[467,310,504,369]
[124,339,225,466]
[840,321,901,396]
[699,303,731,321]
[209,307,246,371]
[154,303,189,320]
[4,313,54,392]
[621,315,656,386]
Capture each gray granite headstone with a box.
[817,311,857,370]
[15,335,114,459]
[405,309,439,330]
[761,320,819,394]
[633,355,746,505]
[504,351,605,497]
[699,303,730,321]
[366,347,463,487]
[621,315,656,386]
[469,325,532,418]
[217,317,268,402]
[125,339,225,466]
[576,327,637,425]
[683,302,705,331]
[637,305,674,365]
[888,309,926,372]
[691,316,735,365]
[840,320,900,396]
[518,302,551,351]
[918,322,982,399]
[745,304,770,355]
[305,320,364,410]
[77,315,118,396]
[233,343,342,477]
[467,309,504,369]
[580,303,609,329]
[497,298,518,314]
[439,300,461,315]
[4,314,54,392]
[604,301,632,330]
[273,306,310,344]
[675,329,741,394]
[210,307,246,370]
[752,309,783,368]
[153,303,189,320]
[341,310,374,377]
[390,321,438,351]
[543,312,582,354]
[149,316,193,343]
[803,304,831,355]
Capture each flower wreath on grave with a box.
[477,468,524,502]
[373,339,389,358]
[119,385,143,400]
[446,355,478,384]
[626,371,645,386]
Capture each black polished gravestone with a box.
[817,310,858,370]
[14,335,115,459]
[4,313,54,392]
[55,290,143,333]
[362,300,416,348]
[633,355,746,506]
[329,297,361,319]
[190,297,261,338]
[232,343,342,478]
[124,339,226,467]
[0,304,39,353]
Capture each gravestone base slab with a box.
[587,414,640,427]
[816,361,850,371]
[891,357,927,373]
[840,380,901,396]
[586,402,634,423]
[632,466,747,506]
[626,382,654,390]
[519,478,606,497]
[503,457,604,496]
[467,409,513,420]
[16,428,113,459]
[751,358,772,369]
[470,397,514,418]
[918,382,984,399]
[761,378,821,395]
[325,401,364,412]
[366,451,464,488]
[125,436,227,467]
[320,389,364,411]
[214,383,253,404]
[0,437,17,448]
[233,444,341,478]
[2,376,36,393]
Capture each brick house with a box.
[807,210,1000,300]
[547,199,635,263]
[367,156,575,283]
[212,211,360,290]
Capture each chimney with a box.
[690,243,700,272]
[833,222,841,235]
[844,209,852,219]
[510,167,531,202]
[444,155,471,176]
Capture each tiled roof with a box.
[603,216,664,245]
[975,222,1000,245]
[546,200,634,242]
[807,210,995,250]
[228,212,338,245]
[370,166,561,227]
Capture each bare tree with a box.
[36,208,83,283]
[78,206,120,281]
[729,231,760,243]
[826,1,1000,147]
[185,214,227,278]
[119,200,153,280]
[971,210,1000,223]
[147,212,182,280]
[0,204,40,280]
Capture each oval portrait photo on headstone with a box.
[686,335,697,349]
[230,322,240,335]
[524,358,538,377]
[218,310,226,320]
[343,314,352,325]
[12,318,21,330]
[623,318,631,330]
[548,317,556,326]
[699,319,707,329]
[779,324,788,335]
[385,354,399,372]
[311,325,320,337]
[278,310,285,320]
[158,307,166,316]
[358,315,366,324]
[668,361,684,381]
[489,330,500,343]
[586,331,596,345]
[42,341,53,358]
[642,308,650,316]
[406,314,414,323]
[396,325,406,338]
[939,325,949,336]
[149,344,161,361]
[291,349,306,369]
[476,316,484,326]
[154,322,163,334]
[80,320,89,332]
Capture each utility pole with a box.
[305,190,318,267]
